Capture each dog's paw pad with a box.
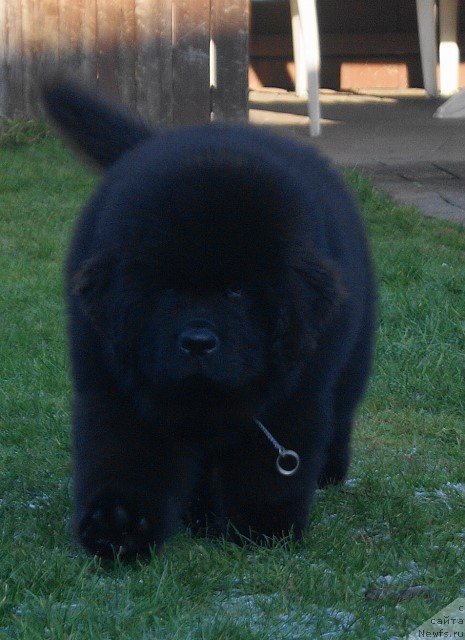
[79,495,154,560]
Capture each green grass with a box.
[0,119,52,147]
[1,138,465,640]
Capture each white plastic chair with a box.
[289,0,321,136]
[291,0,460,135]
[416,0,460,96]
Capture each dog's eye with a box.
[226,287,243,299]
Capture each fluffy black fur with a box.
[42,82,376,560]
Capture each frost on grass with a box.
[343,478,360,488]
[414,482,465,507]
[375,619,402,640]
[445,482,465,495]
[375,560,424,588]
[207,591,356,639]
[23,492,51,510]
[355,523,391,543]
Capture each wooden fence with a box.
[0,0,249,124]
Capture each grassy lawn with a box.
[1,134,465,639]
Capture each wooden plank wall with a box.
[0,0,249,124]
[211,0,249,121]
[172,0,210,124]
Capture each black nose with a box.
[178,327,219,356]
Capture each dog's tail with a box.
[41,78,153,171]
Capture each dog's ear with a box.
[72,254,115,330]
[272,257,344,372]
[41,79,153,170]
[291,255,345,330]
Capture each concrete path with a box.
[249,89,465,225]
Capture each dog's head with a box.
[43,82,343,417]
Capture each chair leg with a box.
[416,0,439,96]
[290,0,307,96]
[439,0,459,95]
[296,0,321,136]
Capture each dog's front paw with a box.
[78,494,155,560]
[317,457,349,488]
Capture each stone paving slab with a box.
[434,162,465,179]
[396,165,457,182]
[357,162,465,225]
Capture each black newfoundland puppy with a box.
[42,83,376,559]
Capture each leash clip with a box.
[253,418,301,477]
